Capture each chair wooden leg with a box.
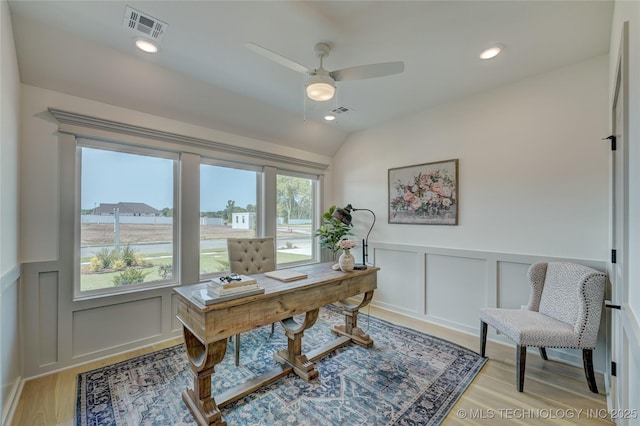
[539,347,548,360]
[517,344,527,392]
[480,321,488,357]
[234,333,240,366]
[583,349,598,393]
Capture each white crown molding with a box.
[47,108,329,172]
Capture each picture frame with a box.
[388,159,458,225]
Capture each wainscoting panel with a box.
[20,248,609,377]
[369,242,608,372]
[21,260,183,378]
[1,265,21,425]
[38,271,59,366]
[373,247,421,316]
[426,253,487,331]
[496,261,531,309]
[72,297,163,358]
[171,293,181,332]
[628,334,639,417]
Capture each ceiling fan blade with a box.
[330,62,404,81]
[245,43,310,74]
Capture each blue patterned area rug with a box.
[76,305,485,426]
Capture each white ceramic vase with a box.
[338,250,355,272]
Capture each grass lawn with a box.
[81,249,312,291]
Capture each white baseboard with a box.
[2,376,24,426]
[1,264,20,294]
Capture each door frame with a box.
[606,20,629,421]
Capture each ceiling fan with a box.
[246,42,404,102]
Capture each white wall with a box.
[334,55,609,260]
[332,55,610,370]
[1,0,22,422]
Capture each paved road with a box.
[81,236,312,259]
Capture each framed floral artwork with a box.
[388,159,458,225]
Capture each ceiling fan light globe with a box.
[306,75,335,101]
[307,83,335,101]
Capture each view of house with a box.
[91,202,163,217]
[1,1,638,425]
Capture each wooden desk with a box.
[174,262,378,426]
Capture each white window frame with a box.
[199,158,262,279]
[275,169,321,268]
[74,138,180,299]
[50,109,328,301]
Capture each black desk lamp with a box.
[332,204,376,269]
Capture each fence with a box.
[81,215,172,225]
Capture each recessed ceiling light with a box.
[135,38,159,53]
[324,114,336,121]
[480,44,503,60]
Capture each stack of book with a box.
[264,269,307,282]
[192,274,264,305]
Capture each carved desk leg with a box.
[332,290,375,348]
[182,327,228,426]
[273,308,319,382]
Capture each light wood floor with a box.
[11,305,613,426]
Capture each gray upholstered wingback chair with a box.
[226,237,276,366]
[479,262,606,393]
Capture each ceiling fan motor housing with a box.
[314,43,331,58]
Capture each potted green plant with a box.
[314,205,353,259]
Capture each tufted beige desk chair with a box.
[226,237,276,366]
[479,262,606,393]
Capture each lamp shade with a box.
[332,204,353,225]
[333,203,375,269]
[306,75,335,101]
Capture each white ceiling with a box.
[8,1,613,157]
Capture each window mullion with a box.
[180,153,200,285]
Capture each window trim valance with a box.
[48,108,329,174]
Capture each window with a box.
[200,162,258,277]
[78,143,177,296]
[276,173,316,266]
[53,109,329,301]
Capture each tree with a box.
[221,200,247,222]
[201,211,222,218]
[224,200,236,222]
[277,176,312,223]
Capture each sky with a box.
[81,148,256,211]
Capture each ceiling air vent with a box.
[123,6,168,42]
[331,106,351,115]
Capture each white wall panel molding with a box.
[425,253,487,334]
[372,245,422,317]
[20,239,612,378]
[72,296,163,358]
[369,241,608,371]
[1,266,21,426]
[20,260,182,378]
